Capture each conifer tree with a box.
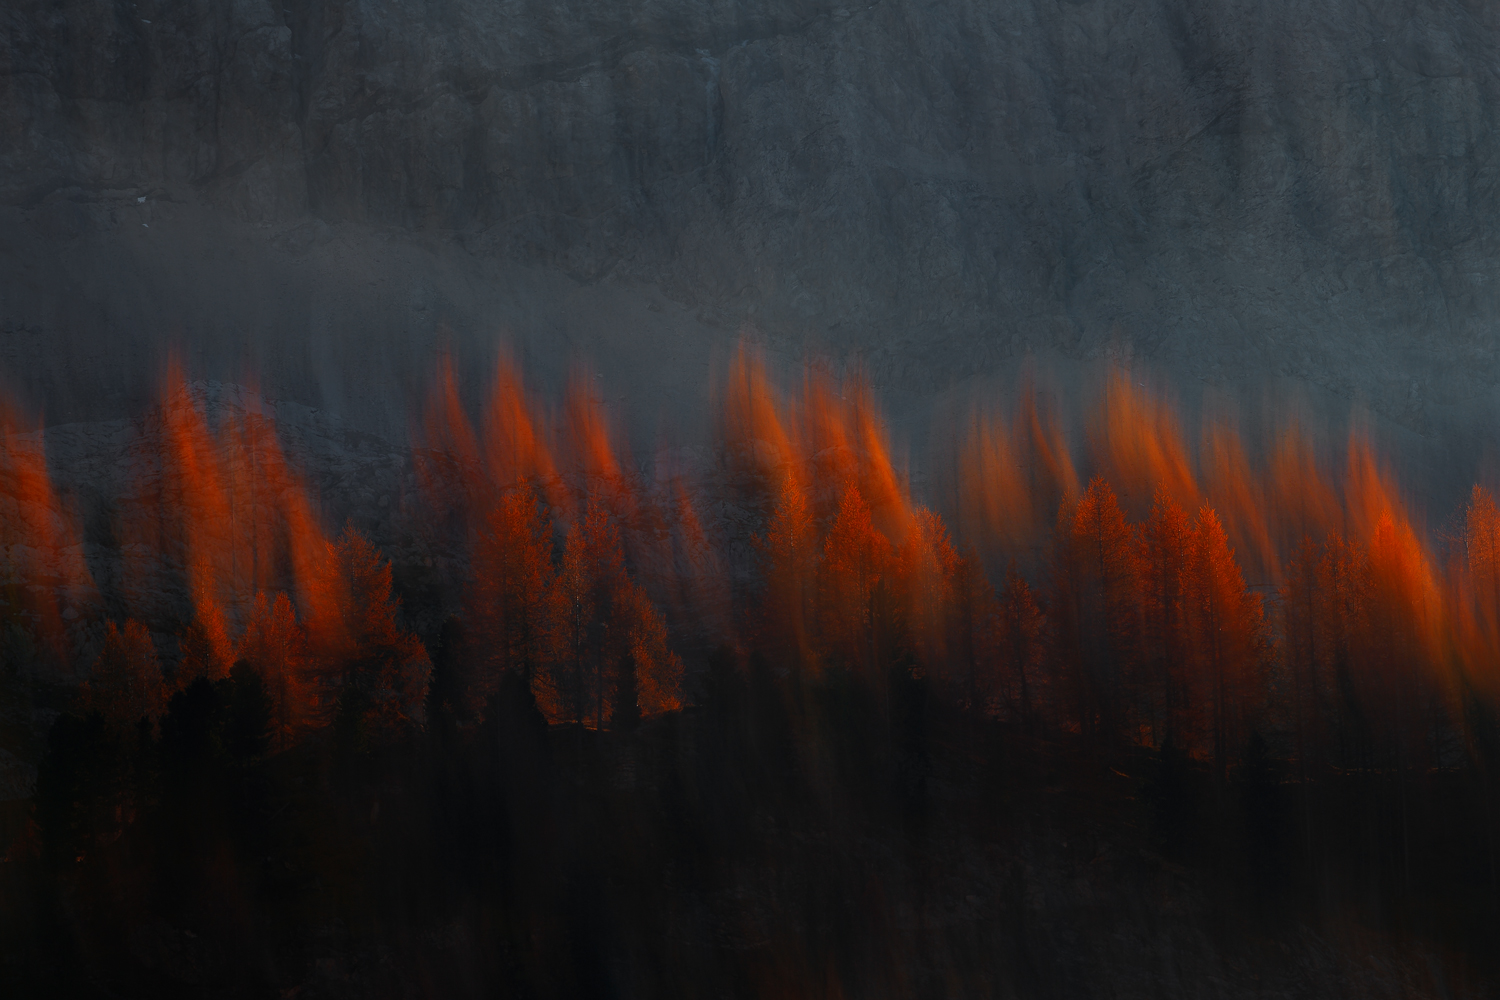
[996,565,1045,734]
[819,483,894,681]
[86,619,164,734]
[1139,488,1192,745]
[611,575,683,717]
[1065,478,1140,742]
[1318,534,1370,768]
[238,590,309,747]
[1467,485,1500,625]
[898,507,961,686]
[465,486,560,717]
[306,527,431,740]
[753,471,818,670]
[176,591,234,689]
[1188,505,1265,783]
[545,499,627,727]
[947,549,997,712]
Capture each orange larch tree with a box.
[176,591,235,689]
[237,590,311,748]
[544,498,628,727]
[754,471,819,672]
[464,485,560,718]
[1138,487,1193,745]
[1062,478,1141,743]
[1318,533,1371,768]
[818,483,894,682]
[1188,504,1267,783]
[611,575,684,721]
[86,619,165,734]
[995,565,1045,735]
[305,526,431,741]
[897,506,960,686]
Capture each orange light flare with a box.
[0,401,95,659]
[848,375,913,542]
[799,368,857,501]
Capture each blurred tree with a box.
[85,619,164,735]
[1058,478,1140,743]
[1188,505,1266,784]
[545,499,627,727]
[238,590,309,747]
[996,565,1044,735]
[753,471,818,672]
[819,484,894,682]
[308,526,431,742]
[221,660,272,764]
[897,507,960,685]
[464,486,559,719]
[1139,488,1192,746]
[176,591,234,689]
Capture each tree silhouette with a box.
[1188,505,1265,784]
[1139,488,1192,746]
[819,483,894,681]
[611,575,682,718]
[898,507,960,687]
[753,471,819,671]
[1318,534,1371,769]
[1060,478,1140,743]
[176,591,234,689]
[545,499,627,727]
[465,486,560,718]
[996,565,1044,735]
[1466,485,1500,625]
[308,526,431,742]
[85,619,164,735]
[238,590,310,748]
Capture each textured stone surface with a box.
[3,0,1500,475]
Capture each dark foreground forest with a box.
[2,642,1497,998]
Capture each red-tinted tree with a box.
[464,486,560,718]
[1139,488,1192,745]
[238,590,310,747]
[995,565,1045,734]
[753,471,819,671]
[1187,505,1266,783]
[86,619,164,734]
[544,499,627,727]
[306,526,431,740]
[176,591,234,689]
[1057,478,1140,743]
[819,484,894,680]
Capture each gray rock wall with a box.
[4,0,1500,452]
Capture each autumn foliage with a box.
[0,350,1497,797]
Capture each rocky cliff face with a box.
[4,0,1500,457]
